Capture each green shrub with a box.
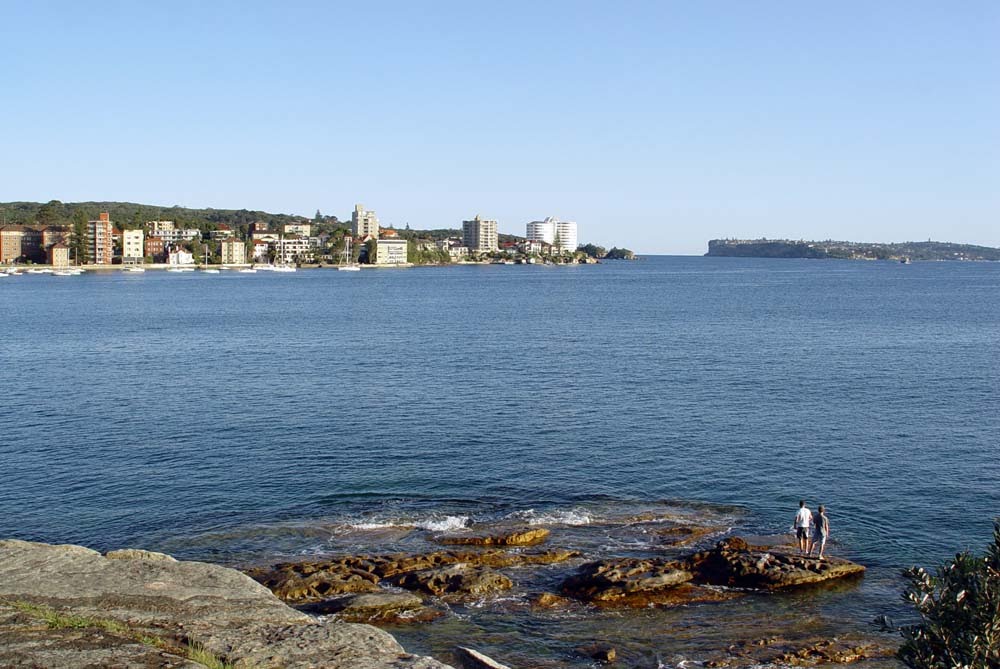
[898,521,1000,669]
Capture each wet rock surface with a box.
[435,527,550,547]
[687,537,867,589]
[0,538,452,669]
[560,537,866,608]
[560,556,695,605]
[390,564,514,598]
[248,547,578,603]
[705,634,898,667]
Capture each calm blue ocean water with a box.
[1,257,998,658]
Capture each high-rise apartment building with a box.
[87,213,114,265]
[526,216,577,253]
[351,204,379,238]
[462,215,498,253]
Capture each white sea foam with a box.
[348,521,400,530]
[347,515,470,532]
[415,515,470,531]
[507,508,593,526]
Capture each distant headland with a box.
[706,238,1000,262]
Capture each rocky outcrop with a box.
[560,537,865,608]
[435,527,550,547]
[389,565,513,599]
[561,556,695,606]
[0,538,452,669]
[686,537,866,589]
[248,547,577,604]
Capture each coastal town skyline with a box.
[3,3,998,254]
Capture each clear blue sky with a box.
[2,1,997,253]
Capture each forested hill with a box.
[0,200,338,233]
[706,239,1000,261]
[0,200,513,242]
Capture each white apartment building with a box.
[275,236,316,264]
[122,229,144,263]
[462,215,498,253]
[283,222,312,237]
[526,217,577,253]
[147,221,175,233]
[210,225,234,240]
[149,228,201,243]
[351,204,379,238]
[220,238,246,265]
[375,238,408,264]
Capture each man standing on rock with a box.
[810,505,830,559]
[793,500,813,555]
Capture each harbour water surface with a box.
[1,257,998,666]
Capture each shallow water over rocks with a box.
[243,501,899,668]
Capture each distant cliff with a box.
[706,239,1000,261]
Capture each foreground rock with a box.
[300,591,446,624]
[249,547,577,604]
[561,537,865,608]
[0,539,452,669]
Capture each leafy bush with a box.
[899,521,1000,669]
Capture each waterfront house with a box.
[167,248,195,265]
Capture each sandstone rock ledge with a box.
[0,539,453,669]
[561,537,866,608]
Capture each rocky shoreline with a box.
[0,524,896,668]
[0,538,454,668]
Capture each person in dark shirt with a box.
[810,505,830,559]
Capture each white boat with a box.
[124,267,146,273]
[337,237,362,271]
[238,268,257,274]
[201,268,220,274]
[0,273,8,278]
[167,267,195,273]
[52,270,74,276]
[272,265,296,272]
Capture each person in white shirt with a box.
[792,499,814,554]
